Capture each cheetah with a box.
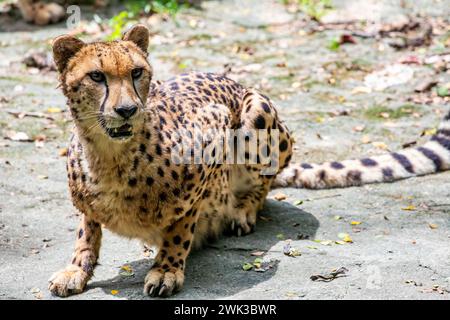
[48,24,450,297]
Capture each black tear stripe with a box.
[417,147,442,171]
[391,152,414,174]
[432,135,450,151]
[445,111,450,121]
[100,82,109,113]
[132,80,145,106]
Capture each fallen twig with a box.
[6,110,55,121]
[310,267,348,282]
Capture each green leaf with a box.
[437,86,449,97]
[328,38,340,51]
[242,263,253,271]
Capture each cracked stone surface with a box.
[0,0,449,300]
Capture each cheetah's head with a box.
[52,24,152,141]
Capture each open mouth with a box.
[105,124,133,139]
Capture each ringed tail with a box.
[273,110,450,189]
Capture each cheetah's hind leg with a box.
[224,89,294,237]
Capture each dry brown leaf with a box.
[274,193,287,201]
[58,148,68,157]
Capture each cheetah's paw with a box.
[48,265,90,297]
[143,267,184,298]
[224,219,255,237]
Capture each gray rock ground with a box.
[0,0,449,300]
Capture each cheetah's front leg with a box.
[143,209,197,297]
[48,215,102,297]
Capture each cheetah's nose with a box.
[114,105,138,119]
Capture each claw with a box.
[145,284,155,296]
[237,227,242,237]
[158,285,167,296]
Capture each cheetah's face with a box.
[52,25,152,141]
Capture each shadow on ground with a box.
[88,200,319,299]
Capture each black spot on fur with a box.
[183,240,190,250]
[159,192,167,201]
[279,139,288,152]
[254,115,266,129]
[261,102,271,113]
[331,161,344,170]
[186,183,195,191]
[319,170,326,180]
[146,176,154,186]
[173,235,181,245]
[78,229,84,239]
[301,163,313,169]
[82,262,94,275]
[382,167,394,180]
[140,206,148,214]
[128,178,137,187]
[155,144,162,156]
[361,158,378,167]
[347,170,362,185]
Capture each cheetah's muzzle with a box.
[105,123,133,139]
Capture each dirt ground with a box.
[0,0,449,300]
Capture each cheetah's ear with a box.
[122,24,150,54]
[52,35,85,73]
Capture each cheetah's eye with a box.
[88,71,106,83]
[131,68,143,79]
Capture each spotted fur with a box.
[48,25,293,298]
[273,112,450,189]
